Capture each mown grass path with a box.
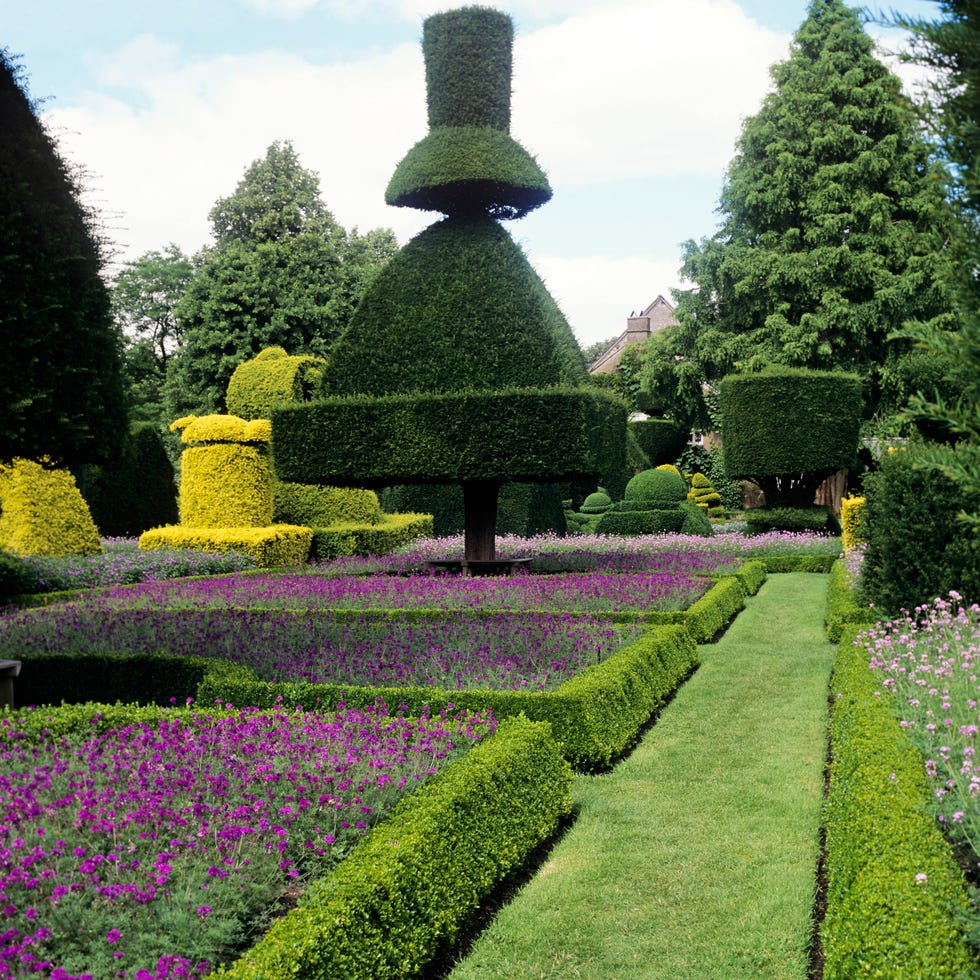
[448,573,834,979]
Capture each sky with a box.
[7,0,940,348]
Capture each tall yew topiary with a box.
[720,367,861,508]
[273,6,626,562]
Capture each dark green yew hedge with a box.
[822,627,977,978]
[628,418,689,466]
[271,387,627,488]
[321,215,585,397]
[720,368,861,507]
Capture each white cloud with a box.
[44,0,787,341]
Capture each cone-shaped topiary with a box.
[274,6,626,563]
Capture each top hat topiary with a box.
[272,7,626,563]
[385,7,551,220]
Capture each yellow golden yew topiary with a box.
[841,495,867,553]
[171,415,271,445]
[139,524,311,567]
[179,444,273,528]
[0,458,102,556]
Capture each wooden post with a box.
[463,479,500,562]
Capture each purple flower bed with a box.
[95,569,708,613]
[0,603,642,692]
[0,701,495,979]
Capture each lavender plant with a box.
[0,701,495,978]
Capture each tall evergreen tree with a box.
[637,0,958,434]
[165,141,397,416]
[0,50,127,469]
[891,0,980,533]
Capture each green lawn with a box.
[448,573,833,979]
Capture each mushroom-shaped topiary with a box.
[272,7,626,563]
[624,468,689,506]
[580,490,613,515]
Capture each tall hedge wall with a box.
[720,368,861,479]
[721,367,861,506]
[273,387,627,489]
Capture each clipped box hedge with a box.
[822,627,977,978]
[309,513,434,560]
[199,622,697,772]
[824,560,877,643]
[213,714,572,978]
[139,525,312,567]
[271,387,626,488]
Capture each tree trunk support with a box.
[463,479,500,562]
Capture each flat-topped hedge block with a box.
[139,524,311,567]
[272,387,627,487]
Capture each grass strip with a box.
[448,573,834,979]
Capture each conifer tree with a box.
[0,51,127,469]
[638,0,958,434]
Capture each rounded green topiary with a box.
[624,468,688,504]
[0,458,102,557]
[323,214,587,396]
[226,346,326,421]
[580,490,612,514]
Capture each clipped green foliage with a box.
[825,560,876,643]
[274,483,381,527]
[386,7,551,218]
[14,652,257,708]
[0,458,101,557]
[0,550,28,601]
[139,524,311,567]
[309,513,433,560]
[745,506,838,535]
[679,500,714,537]
[624,468,689,503]
[225,346,326,421]
[580,490,612,514]
[861,443,980,614]
[629,418,689,466]
[822,628,976,978]
[80,423,179,537]
[274,388,626,489]
[721,368,862,506]
[687,471,726,519]
[322,215,585,397]
[594,510,685,536]
[676,443,744,512]
[215,716,572,979]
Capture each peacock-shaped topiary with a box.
[272,6,626,564]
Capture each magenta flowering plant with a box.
[860,592,980,866]
[95,569,708,613]
[0,701,495,978]
[0,604,643,692]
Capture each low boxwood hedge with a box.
[824,560,877,643]
[822,627,977,978]
[213,714,572,978]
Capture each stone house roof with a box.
[588,295,678,374]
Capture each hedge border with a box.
[213,715,572,978]
[821,626,977,978]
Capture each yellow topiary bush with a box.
[170,415,274,528]
[139,525,312,567]
[840,495,867,553]
[687,471,725,519]
[0,458,102,556]
[225,347,326,421]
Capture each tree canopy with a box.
[891,0,980,532]
[164,141,397,417]
[636,0,958,434]
[112,244,194,426]
[0,50,127,469]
